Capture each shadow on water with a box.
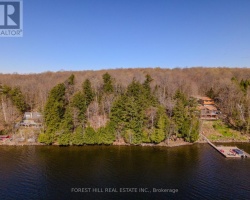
[0,144,250,200]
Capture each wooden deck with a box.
[200,134,249,158]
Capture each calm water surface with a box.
[0,143,250,200]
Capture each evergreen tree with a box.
[72,126,84,145]
[206,88,216,99]
[83,79,94,106]
[41,83,66,144]
[38,127,55,145]
[97,122,116,145]
[9,87,28,113]
[67,74,75,85]
[72,92,87,125]
[83,126,98,144]
[60,107,74,132]
[143,74,157,106]
[64,74,75,103]
[58,131,71,146]
[111,95,144,144]
[141,129,152,143]
[124,129,135,144]
[150,106,169,143]
[143,74,153,92]
[103,73,114,93]
[173,100,186,133]
[174,89,187,105]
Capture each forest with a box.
[0,67,249,145]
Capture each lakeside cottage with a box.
[20,112,43,127]
[194,96,219,120]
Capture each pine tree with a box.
[42,83,66,144]
[83,79,94,106]
[103,73,114,93]
[64,74,75,103]
[9,87,28,113]
[143,74,157,106]
[83,126,98,144]
[206,88,216,99]
[141,129,152,143]
[150,106,169,143]
[58,132,71,146]
[72,92,87,125]
[71,126,84,145]
[111,94,144,144]
[173,100,186,132]
[97,122,116,145]
[174,89,187,105]
[59,107,74,132]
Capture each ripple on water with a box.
[0,144,250,199]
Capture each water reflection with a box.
[0,144,250,199]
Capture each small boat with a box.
[0,135,10,140]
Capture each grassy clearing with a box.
[203,120,248,141]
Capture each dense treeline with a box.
[38,73,199,145]
[0,67,250,142]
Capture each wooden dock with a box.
[200,134,249,158]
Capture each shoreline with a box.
[0,140,249,147]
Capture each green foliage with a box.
[40,72,202,145]
[72,92,87,124]
[0,85,28,113]
[71,126,84,145]
[239,79,250,94]
[67,74,75,85]
[58,132,71,146]
[181,118,199,142]
[1,85,11,95]
[143,74,157,105]
[103,73,114,93]
[173,100,186,131]
[111,95,144,135]
[232,77,250,94]
[150,106,169,143]
[38,128,55,145]
[209,120,248,140]
[111,93,144,144]
[172,91,200,142]
[206,88,216,99]
[83,126,98,144]
[9,87,28,112]
[59,107,74,132]
[83,79,94,106]
[97,122,116,145]
[141,129,151,143]
[127,78,157,108]
[124,129,135,144]
[174,89,187,105]
[143,74,153,90]
[42,83,66,144]
[44,101,65,130]
[38,133,50,144]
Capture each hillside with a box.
[0,67,250,145]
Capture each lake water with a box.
[0,143,250,200]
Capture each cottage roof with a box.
[200,97,213,101]
[205,105,217,111]
[197,105,206,110]
[24,112,42,119]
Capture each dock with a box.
[200,134,250,158]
